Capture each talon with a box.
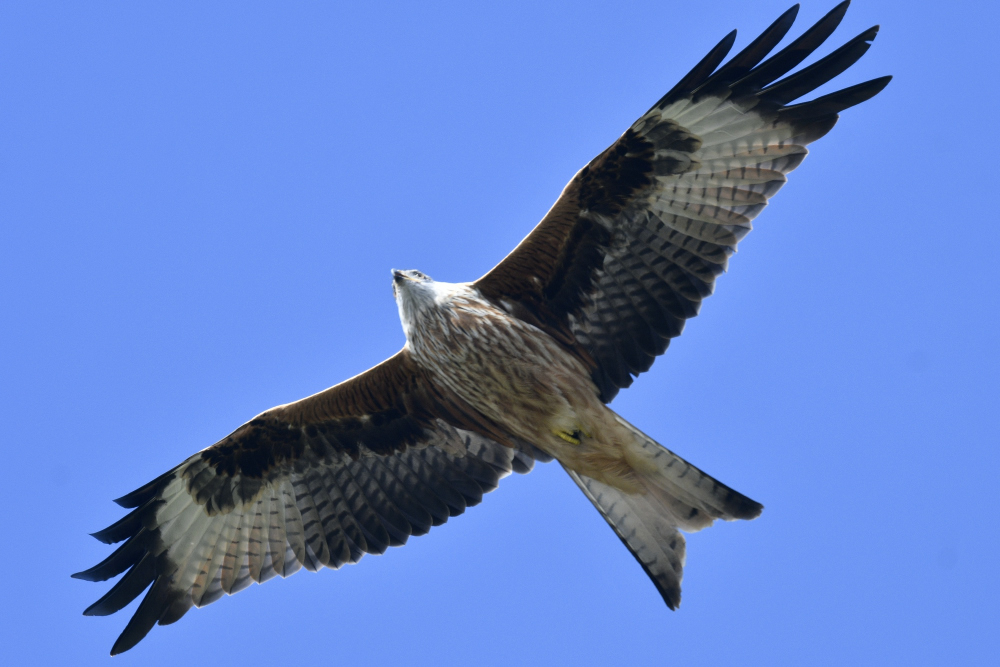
[554,429,581,445]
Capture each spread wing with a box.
[73,351,546,655]
[475,2,890,402]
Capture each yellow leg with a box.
[553,429,582,445]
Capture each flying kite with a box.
[75,2,889,654]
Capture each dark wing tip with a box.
[828,0,851,19]
[775,4,801,33]
[114,471,174,508]
[779,74,892,121]
[697,4,800,92]
[80,552,156,617]
[731,1,854,95]
[759,24,882,106]
[846,74,893,105]
[71,566,108,582]
[874,73,893,89]
[651,28,738,110]
[72,530,146,583]
[109,577,182,655]
[89,506,144,544]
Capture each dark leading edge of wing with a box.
[476,1,890,403]
[73,352,545,654]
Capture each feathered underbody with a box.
[396,269,666,491]
[75,3,889,655]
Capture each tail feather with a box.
[564,467,687,609]
[565,412,761,609]
[615,413,763,526]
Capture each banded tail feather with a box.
[565,412,761,609]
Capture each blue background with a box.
[2,1,997,664]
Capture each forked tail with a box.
[563,413,761,609]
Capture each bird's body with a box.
[75,3,890,655]
[397,273,649,491]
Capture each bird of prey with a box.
[75,2,889,655]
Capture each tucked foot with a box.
[553,429,584,445]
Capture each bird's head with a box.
[392,269,437,332]
[392,268,433,297]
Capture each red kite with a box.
[75,2,889,654]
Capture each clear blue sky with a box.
[2,1,997,664]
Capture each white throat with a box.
[395,279,465,341]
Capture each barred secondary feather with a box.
[75,3,889,654]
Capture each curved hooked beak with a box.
[391,269,408,298]
[392,269,418,285]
